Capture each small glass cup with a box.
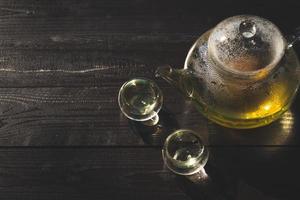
[162,129,209,175]
[118,78,163,126]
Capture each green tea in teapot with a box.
[157,15,300,129]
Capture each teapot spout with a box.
[155,65,192,98]
[155,65,179,86]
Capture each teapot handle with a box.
[287,27,300,49]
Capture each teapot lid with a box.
[208,15,286,77]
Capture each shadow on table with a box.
[129,107,179,146]
[174,164,238,200]
[205,108,299,199]
[170,106,300,200]
[174,165,285,200]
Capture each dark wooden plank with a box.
[0,82,209,146]
[0,147,297,200]
[0,0,297,54]
[0,1,297,54]
[0,147,189,200]
[0,50,185,87]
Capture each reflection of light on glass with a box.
[179,155,198,168]
[198,167,208,179]
[230,110,295,148]
[187,167,210,184]
[265,110,294,148]
[263,103,271,111]
[219,35,227,42]
[131,80,137,86]
[244,100,282,119]
[243,82,286,120]
[279,111,294,132]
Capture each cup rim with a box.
[118,77,163,121]
[163,129,205,166]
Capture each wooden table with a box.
[0,0,299,199]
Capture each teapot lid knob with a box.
[239,20,256,38]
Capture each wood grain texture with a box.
[0,0,298,199]
[0,148,188,200]
[0,147,297,200]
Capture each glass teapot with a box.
[156,15,300,129]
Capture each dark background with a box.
[0,0,299,199]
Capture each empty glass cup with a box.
[118,78,163,126]
[162,129,209,175]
